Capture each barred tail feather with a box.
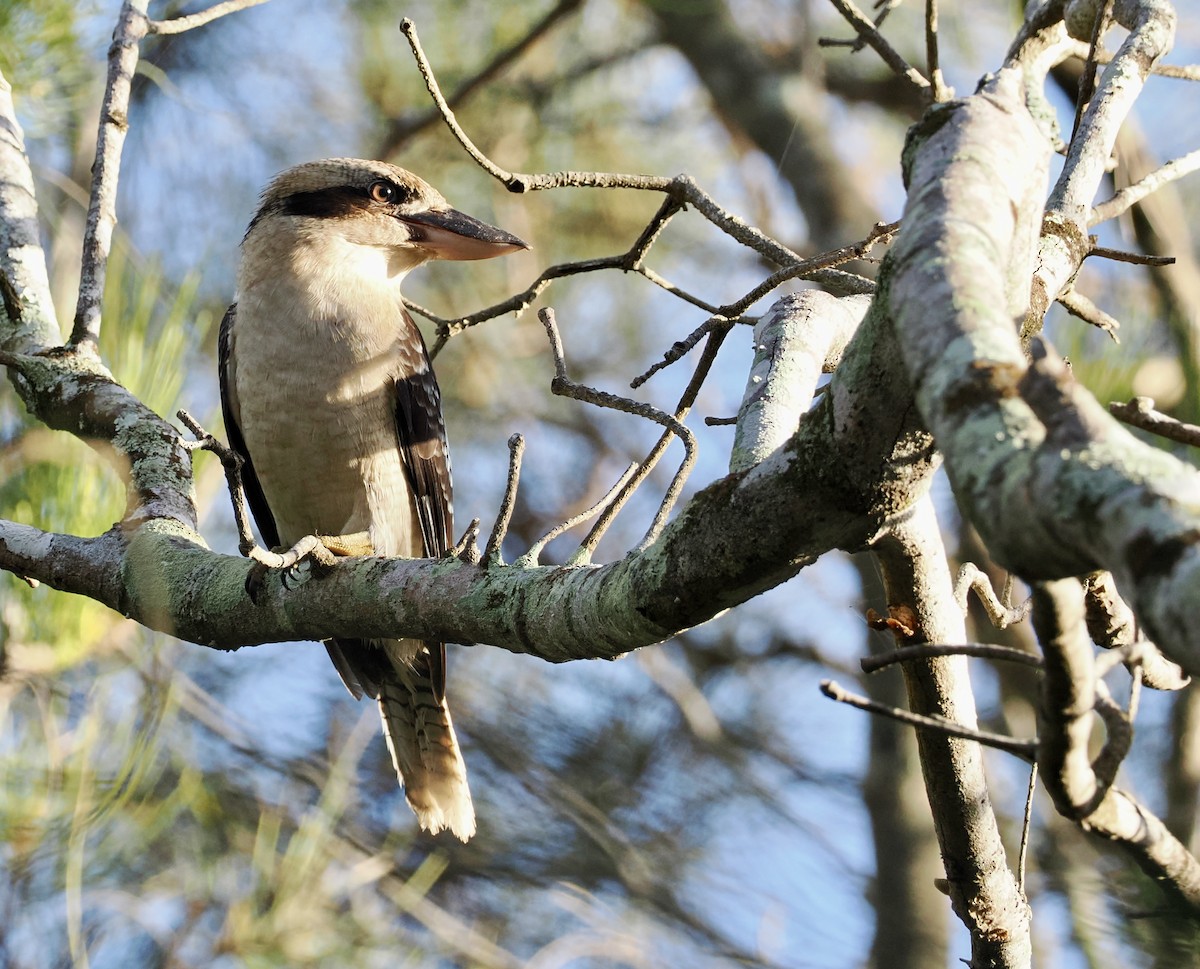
[377,656,475,842]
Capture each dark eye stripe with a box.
[279,186,373,219]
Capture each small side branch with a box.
[953,563,1031,628]
[925,0,952,102]
[1091,146,1200,225]
[861,642,1043,675]
[147,0,269,34]
[71,0,150,349]
[823,0,931,96]
[1110,395,1200,448]
[538,308,699,558]
[516,463,638,567]
[399,18,803,268]
[1057,287,1121,342]
[382,0,583,152]
[820,679,1037,760]
[177,409,258,558]
[484,434,525,565]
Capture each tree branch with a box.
[72,0,150,349]
[888,63,1200,677]
[1033,578,1200,913]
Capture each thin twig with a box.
[953,563,1032,628]
[176,409,257,557]
[399,19,804,268]
[631,317,726,389]
[71,0,150,348]
[925,0,951,102]
[1109,396,1200,448]
[861,642,1043,674]
[1018,762,1038,895]
[1087,244,1174,267]
[484,434,525,565]
[1066,40,1200,80]
[538,307,702,557]
[147,0,269,34]
[820,679,1037,760]
[823,0,931,94]
[449,518,481,564]
[382,0,583,152]
[515,463,638,566]
[715,219,897,318]
[1057,288,1121,342]
[1090,146,1200,225]
[574,318,732,559]
[1069,0,1115,144]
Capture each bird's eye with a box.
[369,180,398,204]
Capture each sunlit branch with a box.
[1110,395,1200,448]
[1090,146,1200,224]
[72,0,150,349]
[484,434,524,565]
[147,0,270,34]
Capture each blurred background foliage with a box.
[2,1,1200,967]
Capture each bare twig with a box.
[177,409,258,557]
[1109,396,1200,448]
[1087,244,1174,267]
[399,18,804,268]
[953,563,1031,628]
[382,0,583,152]
[147,0,269,34]
[1090,146,1200,225]
[449,518,482,565]
[1069,0,1115,144]
[861,642,1043,674]
[1018,763,1038,895]
[515,463,638,566]
[1067,39,1200,80]
[1057,287,1121,342]
[538,307,703,558]
[823,0,931,95]
[72,0,150,348]
[925,0,952,102]
[821,679,1037,760]
[715,219,897,318]
[631,316,727,389]
[484,434,525,565]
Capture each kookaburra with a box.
[219,158,527,841]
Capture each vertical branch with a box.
[925,0,951,102]
[0,71,59,348]
[871,495,1032,967]
[71,0,150,349]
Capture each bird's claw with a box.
[282,559,312,589]
[243,532,371,601]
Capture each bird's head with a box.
[244,158,528,280]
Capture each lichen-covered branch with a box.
[869,496,1032,968]
[888,64,1200,676]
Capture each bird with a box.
[218,158,527,841]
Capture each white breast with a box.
[231,231,422,557]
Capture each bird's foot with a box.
[242,532,375,602]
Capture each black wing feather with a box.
[218,303,281,550]
[392,311,454,701]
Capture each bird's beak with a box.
[401,207,529,261]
